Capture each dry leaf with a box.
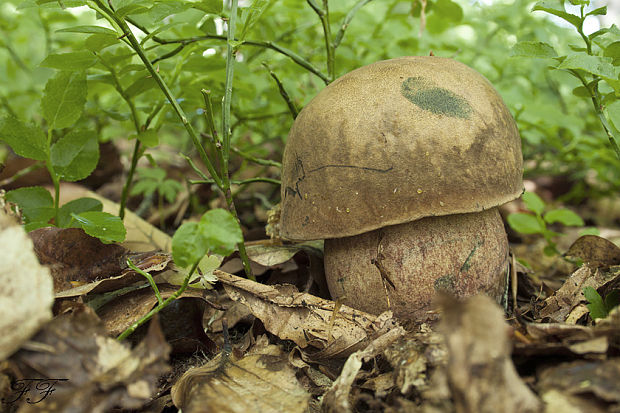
[216,270,400,359]
[0,210,54,361]
[171,340,309,413]
[565,235,620,267]
[538,359,620,410]
[538,265,618,322]
[436,295,541,413]
[54,252,172,297]
[5,306,170,412]
[321,325,405,413]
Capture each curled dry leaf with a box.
[537,359,620,411]
[0,209,54,361]
[538,264,619,323]
[320,325,405,413]
[564,235,620,268]
[54,251,172,298]
[171,340,310,413]
[432,295,541,413]
[216,270,401,359]
[5,305,170,412]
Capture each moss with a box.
[401,77,472,119]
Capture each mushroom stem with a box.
[324,208,509,324]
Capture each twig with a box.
[262,62,298,119]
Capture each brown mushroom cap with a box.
[280,56,523,241]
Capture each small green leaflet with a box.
[40,51,97,70]
[172,222,210,268]
[510,41,558,58]
[172,209,243,268]
[507,213,544,234]
[544,209,584,226]
[56,25,118,35]
[70,211,126,244]
[532,1,582,29]
[192,0,223,14]
[85,34,119,52]
[50,130,99,182]
[557,53,618,80]
[239,0,271,42]
[0,116,48,161]
[57,197,103,228]
[5,186,54,224]
[522,191,545,215]
[41,71,87,130]
[584,287,620,320]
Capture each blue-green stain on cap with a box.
[401,77,472,119]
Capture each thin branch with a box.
[262,62,298,119]
[334,0,375,48]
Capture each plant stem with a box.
[127,258,163,305]
[231,146,282,168]
[45,129,60,223]
[262,62,298,119]
[571,70,620,160]
[117,260,200,340]
[334,0,375,48]
[308,0,335,82]
[189,177,281,186]
[92,0,223,188]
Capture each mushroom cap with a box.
[280,56,523,241]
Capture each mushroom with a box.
[280,56,523,324]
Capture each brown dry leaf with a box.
[537,359,620,411]
[6,306,170,412]
[30,226,129,292]
[434,295,541,413]
[54,252,172,297]
[538,265,618,322]
[320,325,405,413]
[245,241,322,267]
[171,338,310,413]
[565,235,620,268]
[383,325,446,395]
[0,210,54,361]
[216,270,400,359]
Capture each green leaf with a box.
[532,1,582,29]
[40,51,97,70]
[586,6,606,16]
[239,0,271,41]
[161,179,183,203]
[584,286,608,319]
[130,180,158,197]
[135,130,158,147]
[116,3,150,18]
[50,129,99,181]
[544,209,584,226]
[507,213,545,235]
[199,208,243,256]
[5,186,54,224]
[41,71,87,130]
[56,25,118,35]
[0,117,48,161]
[608,100,620,131]
[192,0,223,14]
[57,197,102,228]
[558,53,618,80]
[85,34,119,52]
[172,221,210,268]
[510,41,558,58]
[522,191,545,215]
[125,76,157,98]
[71,211,126,244]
